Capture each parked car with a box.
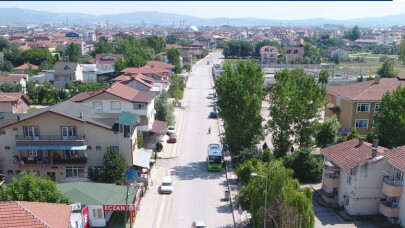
[209,111,217,119]
[207,93,214,99]
[191,220,206,228]
[168,133,177,143]
[167,126,176,135]
[160,176,173,194]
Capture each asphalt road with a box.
[154,52,234,228]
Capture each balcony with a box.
[53,156,87,164]
[382,178,404,197]
[379,201,400,218]
[15,134,85,146]
[19,156,87,166]
[323,172,340,188]
[321,190,338,205]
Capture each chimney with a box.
[358,137,364,146]
[371,148,378,158]
[374,76,381,84]
[79,112,83,118]
[372,139,379,148]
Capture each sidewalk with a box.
[133,166,167,228]
[217,118,250,227]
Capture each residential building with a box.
[328,47,349,60]
[13,63,39,74]
[115,74,162,93]
[321,139,387,215]
[50,62,83,89]
[0,100,140,183]
[325,77,405,136]
[284,47,305,63]
[0,201,71,228]
[379,146,405,224]
[0,93,30,113]
[353,39,383,47]
[91,53,124,72]
[69,82,155,138]
[146,60,175,77]
[259,45,279,63]
[0,74,28,90]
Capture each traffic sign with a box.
[238,205,243,215]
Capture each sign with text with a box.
[103,205,135,211]
[70,202,82,211]
[82,206,89,228]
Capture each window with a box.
[108,146,119,152]
[7,170,13,174]
[372,120,375,129]
[111,101,121,110]
[123,125,131,138]
[345,196,349,206]
[92,101,103,110]
[133,103,146,110]
[16,170,21,175]
[356,103,370,112]
[0,130,5,135]
[93,208,103,218]
[64,150,78,158]
[336,96,341,107]
[28,150,37,157]
[12,127,18,131]
[61,127,76,139]
[355,119,369,129]
[66,166,85,178]
[23,126,39,138]
[87,146,92,150]
[96,146,102,151]
[4,146,10,150]
[374,103,380,112]
[347,175,351,184]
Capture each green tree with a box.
[350,26,361,41]
[216,61,265,153]
[125,53,147,67]
[283,148,323,182]
[0,82,22,92]
[400,35,405,64]
[0,171,70,204]
[166,34,178,44]
[268,68,326,157]
[20,48,55,66]
[144,35,166,53]
[66,42,81,62]
[318,69,330,87]
[88,147,127,185]
[166,47,181,73]
[374,86,405,148]
[137,131,143,148]
[93,36,113,55]
[377,59,398,78]
[237,160,314,228]
[169,74,185,95]
[346,127,360,140]
[177,40,190,47]
[233,147,263,167]
[154,91,175,126]
[113,57,126,76]
[1,60,14,72]
[3,42,22,66]
[365,130,376,143]
[315,115,341,148]
[0,37,9,51]
[222,40,254,58]
[333,53,340,64]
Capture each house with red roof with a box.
[259,45,279,63]
[328,47,349,60]
[0,201,71,228]
[114,73,161,93]
[121,65,170,92]
[0,74,28,90]
[146,60,175,77]
[325,77,405,136]
[284,46,305,63]
[321,139,388,215]
[91,54,124,73]
[0,93,31,113]
[14,63,39,74]
[70,83,156,143]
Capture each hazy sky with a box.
[2,1,405,20]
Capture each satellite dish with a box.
[84,152,88,158]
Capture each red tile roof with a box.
[260,45,278,53]
[321,139,387,171]
[328,78,405,102]
[384,145,405,171]
[121,66,167,77]
[0,93,31,104]
[70,82,154,103]
[0,76,24,82]
[14,63,39,70]
[146,60,174,69]
[0,201,71,228]
[150,120,168,133]
[114,75,131,82]
[94,54,124,64]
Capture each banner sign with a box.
[82,206,89,228]
[103,205,135,211]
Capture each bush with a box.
[233,147,263,167]
[156,141,163,152]
[137,131,143,148]
[283,148,323,182]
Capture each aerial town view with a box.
[1,1,405,228]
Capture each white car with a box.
[191,220,206,228]
[160,176,173,194]
[167,126,176,135]
[207,93,214,99]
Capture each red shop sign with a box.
[103,205,135,211]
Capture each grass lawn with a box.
[339,60,405,76]
[224,58,259,64]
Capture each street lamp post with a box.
[251,173,268,228]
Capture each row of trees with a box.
[221,40,283,59]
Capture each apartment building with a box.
[0,101,140,183]
[0,93,31,114]
[321,139,387,215]
[325,77,405,136]
[259,45,279,63]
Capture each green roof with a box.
[114,111,138,125]
[57,182,137,206]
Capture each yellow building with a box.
[0,100,141,183]
[325,77,405,136]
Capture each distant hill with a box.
[0,7,405,27]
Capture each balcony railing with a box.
[321,190,338,204]
[19,156,87,165]
[16,134,85,141]
[382,178,404,197]
[53,156,87,164]
[379,201,400,218]
[384,178,403,186]
[324,173,340,179]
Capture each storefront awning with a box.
[133,149,152,169]
[12,145,88,150]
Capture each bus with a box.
[207,143,223,171]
